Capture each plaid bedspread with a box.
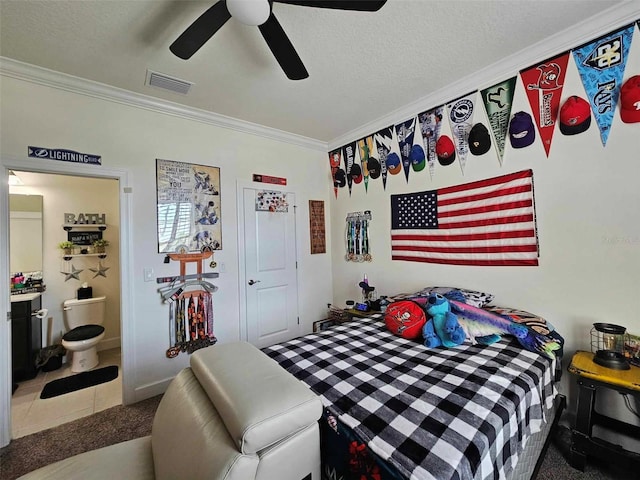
[263,315,557,480]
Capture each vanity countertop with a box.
[10,292,42,303]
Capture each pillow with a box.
[384,300,427,339]
[484,304,565,357]
[483,305,555,335]
[416,286,495,308]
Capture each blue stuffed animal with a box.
[420,293,466,348]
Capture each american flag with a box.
[391,169,539,266]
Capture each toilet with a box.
[62,296,106,373]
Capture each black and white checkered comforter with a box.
[263,315,557,480]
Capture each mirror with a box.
[10,194,43,273]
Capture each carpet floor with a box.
[0,396,635,479]
[1,395,161,480]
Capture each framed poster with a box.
[309,200,326,254]
[156,159,222,253]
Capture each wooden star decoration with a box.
[90,261,110,278]
[61,264,83,282]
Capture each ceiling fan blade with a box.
[170,0,232,59]
[275,0,387,11]
[258,14,308,80]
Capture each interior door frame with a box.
[0,156,135,448]
[236,180,300,344]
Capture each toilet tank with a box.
[63,296,106,329]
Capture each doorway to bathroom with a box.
[6,169,124,439]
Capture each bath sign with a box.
[64,213,106,225]
[28,146,102,165]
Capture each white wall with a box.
[0,75,332,402]
[327,20,640,446]
[11,174,121,349]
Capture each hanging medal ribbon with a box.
[345,211,373,262]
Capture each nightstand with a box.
[568,350,640,471]
[345,308,382,320]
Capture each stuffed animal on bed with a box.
[449,299,561,359]
[419,293,466,348]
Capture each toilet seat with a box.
[62,324,105,342]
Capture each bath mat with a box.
[40,365,118,399]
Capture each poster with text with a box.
[156,159,222,253]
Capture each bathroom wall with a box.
[11,173,120,349]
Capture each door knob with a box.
[248,279,261,285]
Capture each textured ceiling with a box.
[0,0,630,143]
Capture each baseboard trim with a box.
[98,337,121,352]
[133,377,174,403]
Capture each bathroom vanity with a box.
[11,292,42,381]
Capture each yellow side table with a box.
[568,350,640,471]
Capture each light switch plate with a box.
[143,268,154,282]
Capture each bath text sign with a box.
[64,213,106,225]
[28,146,102,165]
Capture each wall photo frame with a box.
[309,200,326,254]
[156,159,222,253]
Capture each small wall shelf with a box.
[63,253,107,261]
[62,224,107,231]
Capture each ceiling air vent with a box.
[145,70,193,95]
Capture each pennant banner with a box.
[520,52,570,157]
[395,117,417,183]
[481,77,516,164]
[572,23,634,146]
[446,91,478,174]
[390,169,539,266]
[357,136,377,192]
[343,142,357,196]
[328,148,342,198]
[374,127,393,190]
[417,106,444,179]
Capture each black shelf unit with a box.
[11,295,42,383]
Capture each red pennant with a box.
[520,52,570,157]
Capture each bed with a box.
[263,293,564,480]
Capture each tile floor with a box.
[10,347,122,439]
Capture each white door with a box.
[242,187,299,348]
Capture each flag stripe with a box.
[390,170,538,266]
[439,199,533,219]
[393,244,538,254]
[392,228,536,243]
[440,213,534,230]
[438,170,531,195]
[391,255,539,266]
[438,184,532,207]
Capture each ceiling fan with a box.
[170,0,387,80]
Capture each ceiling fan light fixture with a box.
[227,0,271,26]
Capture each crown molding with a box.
[328,2,640,149]
[0,57,327,152]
